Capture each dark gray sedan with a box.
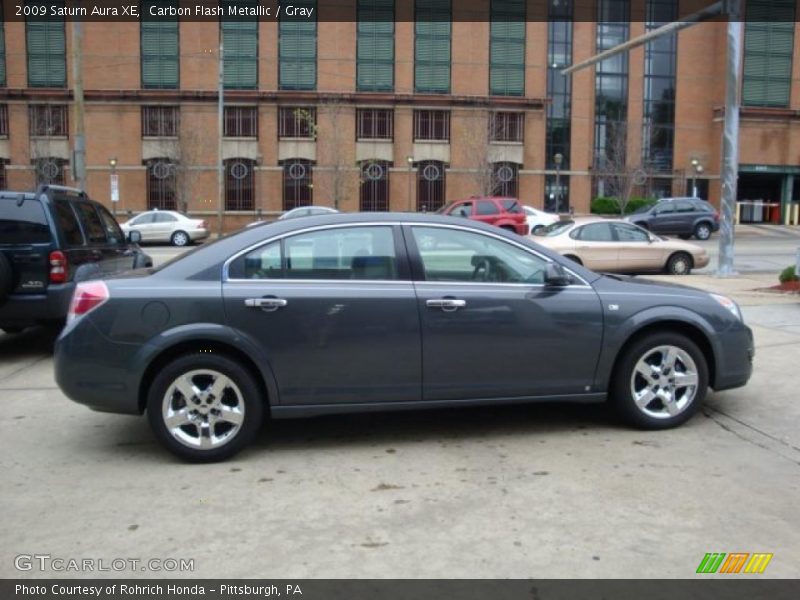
[55,214,753,462]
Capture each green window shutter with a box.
[222,9,258,90]
[279,1,317,90]
[141,1,179,89]
[490,0,525,96]
[357,0,394,91]
[26,3,66,88]
[415,1,451,94]
[743,0,795,107]
[0,22,6,87]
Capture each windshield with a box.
[436,202,456,215]
[535,220,573,237]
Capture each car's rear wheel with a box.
[0,253,13,305]
[611,332,708,429]
[666,252,693,275]
[171,230,190,247]
[694,222,712,241]
[564,254,582,266]
[146,353,264,462]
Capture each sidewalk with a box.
[734,223,800,238]
[647,272,798,306]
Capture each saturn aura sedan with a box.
[55,213,752,462]
[534,217,709,275]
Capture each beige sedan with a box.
[533,217,709,275]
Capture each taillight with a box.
[49,250,68,284]
[714,211,720,222]
[199,220,208,229]
[67,281,109,323]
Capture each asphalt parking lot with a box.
[2,236,799,579]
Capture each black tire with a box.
[0,252,14,305]
[666,252,693,276]
[611,332,708,430]
[564,254,583,266]
[146,353,265,462]
[694,222,712,241]
[171,230,190,247]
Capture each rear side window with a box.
[0,198,51,244]
[675,200,695,213]
[54,199,84,246]
[74,202,107,244]
[575,223,614,242]
[96,205,125,245]
[501,199,522,214]
[476,201,500,216]
[154,213,177,223]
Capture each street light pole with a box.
[217,30,225,237]
[108,157,118,216]
[406,156,414,212]
[554,153,564,213]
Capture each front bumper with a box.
[713,324,754,391]
[0,283,74,328]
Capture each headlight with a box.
[710,293,742,321]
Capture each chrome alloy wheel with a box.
[162,369,245,449]
[629,345,699,419]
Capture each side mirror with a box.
[127,230,142,244]
[544,262,571,287]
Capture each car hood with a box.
[596,273,711,298]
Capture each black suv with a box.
[626,197,720,240]
[0,185,152,333]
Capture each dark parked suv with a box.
[626,197,720,240]
[0,185,152,333]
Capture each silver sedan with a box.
[120,210,209,246]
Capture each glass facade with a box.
[546,0,572,173]
[643,0,677,173]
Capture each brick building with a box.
[1,0,800,231]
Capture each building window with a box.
[490,112,524,142]
[141,1,178,89]
[545,174,570,213]
[492,162,518,198]
[26,2,66,88]
[643,0,677,173]
[225,106,258,138]
[547,0,572,170]
[360,160,391,211]
[416,160,446,212]
[279,107,316,139]
[743,0,795,108]
[415,0,451,94]
[282,159,314,210]
[29,105,68,137]
[146,159,177,210]
[225,159,255,211]
[357,109,393,140]
[142,106,179,137]
[490,0,525,96]
[413,110,450,142]
[594,0,630,172]
[357,0,394,91]
[1,20,6,87]
[279,0,317,90]
[221,1,258,90]
[33,157,66,186]
[0,159,8,189]
[0,104,8,137]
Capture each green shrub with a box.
[779,265,799,284]
[591,196,656,215]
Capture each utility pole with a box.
[71,20,86,191]
[217,31,225,236]
[717,0,742,277]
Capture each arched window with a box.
[146,158,177,210]
[225,158,255,211]
[492,162,519,198]
[282,159,313,210]
[416,160,446,212]
[359,160,391,211]
[32,157,66,186]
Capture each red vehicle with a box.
[438,197,529,235]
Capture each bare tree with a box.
[594,120,645,215]
[147,128,206,213]
[460,110,505,197]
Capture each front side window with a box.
[96,205,125,245]
[476,200,500,216]
[654,203,674,215]
[236,241,282,280]
[448,202,472,218]
[412,226,547,284]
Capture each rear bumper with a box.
[0,283,74,328]
[713,325,754,391]
[55,316,143,415]
[189,229,210,241]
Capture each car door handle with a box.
[244,297,288,312]
[426,298,467,312]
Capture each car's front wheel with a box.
[694,222,712,240]
[146,353,264,462]
[666,252,692,275]
[171,230,190,247]
[611,332,708,429]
